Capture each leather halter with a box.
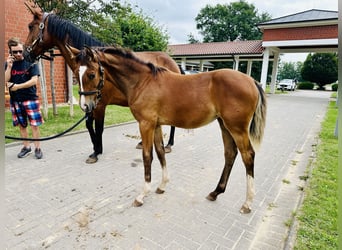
[78,52,105,103]
[25,12,52,61]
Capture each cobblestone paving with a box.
[5,90,331,249]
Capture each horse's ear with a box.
[65,44,80,73]
[24,0,43,18]
[84,45,95,61]
[65,44,80,59]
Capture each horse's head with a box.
[24,0,53,62]
[69,45,105,113]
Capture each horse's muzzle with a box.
[80,101,96,114]
[23,50,37,63]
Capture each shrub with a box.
[298,82,315,90]
[331,83,338,91]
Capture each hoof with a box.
[86,154,98,164]
[155,188,165,194]
[136,142,143,149]
[239,205,251,214]
[164,145,172,153]
[206,192,217,201]
[133,199,143,207]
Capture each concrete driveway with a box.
[5,90,332,249]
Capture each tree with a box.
[278,61,303,81]
[194,0,271,77]
[118,11,169,51]
[187,33,200,44]
[301,53,338,89]
[34,0,169,51]
[195,0,271,42]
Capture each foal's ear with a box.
[84,45,95,61]
[65,44,80,59]
[24,0,43,19]
[65,44,80,72]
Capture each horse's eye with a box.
[28,24,33,31]
[89,73,95,80]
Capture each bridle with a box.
[25,12,53,61]
[78,50,105,104]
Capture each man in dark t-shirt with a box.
[5,37,44,159]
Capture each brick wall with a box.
[5,0,68,107]
[263,25,338,41]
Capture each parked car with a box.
[184,70,199,75]
[277,79,296,91]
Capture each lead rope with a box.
[5,113,88,141]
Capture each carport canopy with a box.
[167,9,338,93]
[258,9,338,93]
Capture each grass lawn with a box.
[294,100,338,249]
[5,104,135,144]
[5,85,135,144]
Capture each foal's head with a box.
[73,46,105,113]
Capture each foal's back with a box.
[135,69,259,129]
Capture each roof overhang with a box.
[262,38,338,53]
[258,19,338,30]
[172,53,273,62]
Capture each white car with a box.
[277,79,296,91]
[184,70,199,75]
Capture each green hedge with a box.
[331,83,338,91]
[298,82,315,90]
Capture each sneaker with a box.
[35,148,43,159]
[17,147,32,158]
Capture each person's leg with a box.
[10,101,32,157]
[26,100,43,159]
[19,125,30,148]
[31,125,40,149]
[31,125,42,159]
[17,125,32,158]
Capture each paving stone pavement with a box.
[5,90,332,249]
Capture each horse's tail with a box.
[249,81,267,150]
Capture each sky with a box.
[124,0,338,62]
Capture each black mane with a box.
[47,14,106,49]
[99,47,167,76]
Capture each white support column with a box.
[234,56,240,71]
[181,58,186,71]
[247,60,252,76]
[270,50,280,94]
[199,60,204,72]
[260,48,270,90]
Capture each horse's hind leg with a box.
[207,118,238,201]
[154,125,169,194]
[165,126,175,153]
[232,131,256,214]
[133,121,155,207]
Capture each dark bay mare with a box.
[23,1,179,163]
[71,46,267,213]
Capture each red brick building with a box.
[4,0,68,107]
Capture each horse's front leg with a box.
[86,105,106,164]
[133,121,155,207]
[154,125,169,194]
[85,112,97,163]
